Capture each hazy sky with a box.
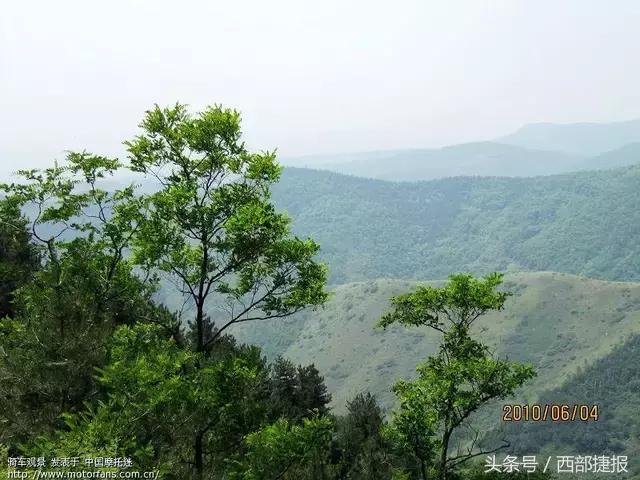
[2,0,640,174]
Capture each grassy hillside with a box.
[233,272,640,412]
[497,119,640,155]
[272,165,640,284]
[282,142,582,181]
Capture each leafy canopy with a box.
[381,274,535,480]
[125,104,328,351]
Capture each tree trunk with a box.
[420,458,428,480]
[195,298,204,352]
[439,429,452,480]
[194,432,204,480]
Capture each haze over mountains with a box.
[282,118,640,181]
[498,118,640,156]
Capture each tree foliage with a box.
[232,417,334,480]
[334,392,393,479]
[0,198,40,319]
[381,274,536,480]
[0,155,158,444]
[125,104,328,353]
[1,104,332,480]
[269,356,332,423]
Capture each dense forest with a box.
[0,104,549,480]
[272,166,640,284]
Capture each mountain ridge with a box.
[281,118,640,181]
[282,141,583,181]
[498,118,640,156]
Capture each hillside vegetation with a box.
[234,271,640,411]
[272,165,640,284]
[233,271,640,474]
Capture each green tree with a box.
[380,273,536,480]
[0,156,160,445]
[269,357,332,423]
[124,103,329,478]
[232,417,334,480]
[334,392,392,480]
[126,103,328,354]
[0,198,40,319]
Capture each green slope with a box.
[272,165,640,284]
[233,272,640,413]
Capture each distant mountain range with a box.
[282,119,640,181]
[497,118,640,156]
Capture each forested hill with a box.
[271,165,640,284]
